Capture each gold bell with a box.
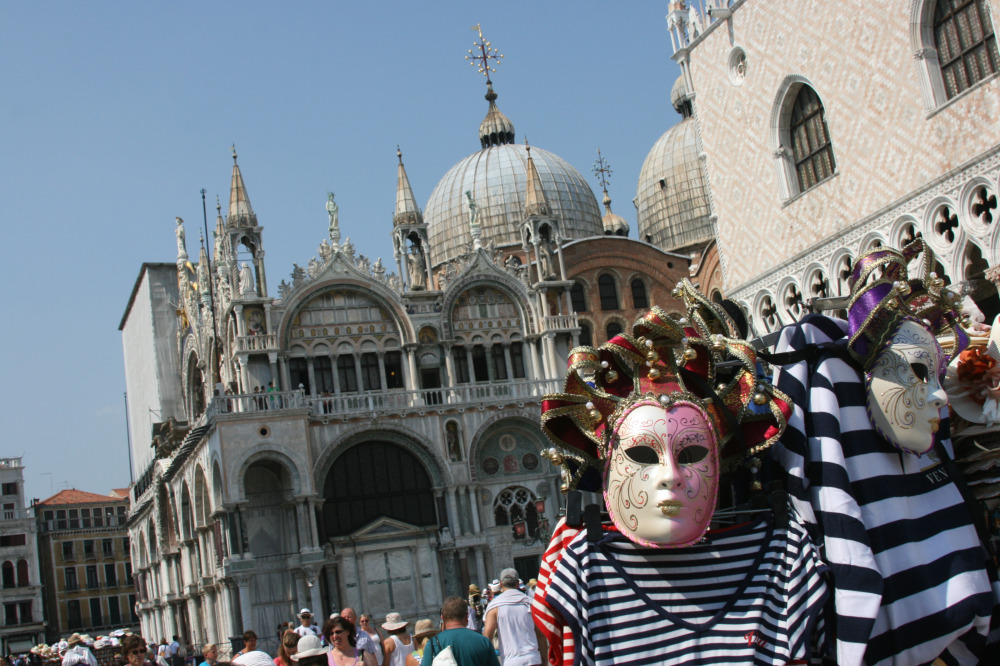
[648,367,662,380]
[716,383,727,393]
[682,348,698,362]
[646,350,659,363]
[588,409,601,421]
[711,336,726,352]
[751,480,763,491]
[559,481,569,493]
[752,392,768,405]
[606,370,619,382]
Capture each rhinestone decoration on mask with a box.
[847,239,971,454]
[540,280,793,547]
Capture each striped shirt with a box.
[544,515,829,665]
[531,517,582,666]
[771,315,997,666]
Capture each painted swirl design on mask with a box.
[870,350,925,430]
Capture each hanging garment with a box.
[771,314,997,666]
[531,517,582,666]
[544,514,828,665]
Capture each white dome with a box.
[426,144,603,268]
[634,117,712,253]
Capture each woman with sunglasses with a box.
[357,616,383,666]
[325,617,375,666]
[120,636,154,666]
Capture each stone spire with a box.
[393,147,422,227]
[523,142,551,217]
[227,146,257,227]
[479,83,516,148]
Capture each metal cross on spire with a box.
[593,148,613,191]
[466,24,503,84]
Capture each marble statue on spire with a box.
[239,262,256,296]
[327,192,341,247]
[466,190,482,250]
[176,217,188,258]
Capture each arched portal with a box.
[322,442,437,537]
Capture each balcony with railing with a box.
[234,333,278,352]
[203,380,559,423]
[541,314,579,331]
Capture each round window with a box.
[482,457,500,475]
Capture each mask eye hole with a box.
[910,362,929,383]
[624,445,658,465]
[677,445,709,464]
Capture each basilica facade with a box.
[119,57,715,646]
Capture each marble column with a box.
[302,566,322,619]
[474,547,487,588]
[466,486,481,534]
[187,595,203,644]
[443,344,456,385]
[235,574,254,633]
[445,488,461,537]
[204,588,219,645]
[528,340,542,381]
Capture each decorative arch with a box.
[179,482,194,541]
[278,279,413,347]
[442,269,533,338]
[211,459,224,512]
[468,414,550,483]
[315,423,450,489]
[233,448,305,502]
[597,272,621,311]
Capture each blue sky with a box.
[0,2,682,503]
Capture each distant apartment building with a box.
[33,489,137,640]
[0,457,46,654]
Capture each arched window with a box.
[570,282,588,312]
[631,279,649,309]
[606,321,624,339]
[934,0,999,99]
[16,559,29,587]
[509,342,526,379]
[790,86,836,192]
[579,322,593,347]
[493,487,540,540]
[322,442,436,536]
[360,353,381,390]
[1,561,13,588]
[336,356,358,393]
[491,345,508,380]
[314,357,334,394]
[598,275,619,311]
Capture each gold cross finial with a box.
[593,148,613,191]
[466,25,503,84]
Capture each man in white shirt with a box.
[483,568,545,666]
[293,609,320,638]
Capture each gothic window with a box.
[385,351,404,389]
[445,421,463,462]
[452,347,470,383]
[471,346,489,382]
[579,322,593,347]
[606,321,624,339]
[314,357,335,394]
[337,356,358,393]
[790,86,836,192]
[570,282,588,312]
[510,342,526,379]
[1,561,12,588]
[360,353,381,390]
[934,0,999,99]
[598,274,620,311]
[631,278,649,309]
[493,487,540,540]
[492,345,508,380]
[322,442,436,536]
[16,559,28,587]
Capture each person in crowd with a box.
[169,636,182,666]
[294,609,321,638]
[235,631,258,658]
[404,620,439,666]
[197,645,217,666]
[526,579,538,598]
[275,631,299,666]
[325,617,375,666]
[63,634,98,666]
[467,585,484,631]
[156,640,169,666]
[234,651,277,666]
[380,614,413,666]
[483,568,545,666]
[290,636,329,666]
[357,615,383,666]
[120,635,154,666]
[339,608,377,663]
[422,597,499,666]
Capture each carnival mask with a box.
[865,319,949,455]
[605,400,719,547]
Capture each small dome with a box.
[634,117,712,253]
[479,84,515,148]
[670,75,691,117]
[426,144,603,268]
[601,191,629,237]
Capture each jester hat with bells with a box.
[540,280,792,545]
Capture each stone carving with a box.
[408,250,426,290]
[175,217,187,258]
[467,191,482,249]
[373,257,385,280]
[326,192,340,245]
[291,263,307,287]
[318,239,332,264]
[239,263,256,296]
[307,257,321,278]
[278,280,292,299]
[342,237,355,257]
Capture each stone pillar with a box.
[527,339,541,381]
[278,356,289,393]
[268,353,279,389]
[307,497,323,552]
[353,355,365,391]
[465,348,476,382]
[377,352,388,390]
[443,344,456,385]
[556,235,567,281]
[407,348,419,391]
[237,355,250,394]
[295,499,309,552]
[544,334,558,379]
[306,357,317,397]
[187,595,203,644]
[204,588,219,645]
[235,574,254,633]
[234,305,247,337]
[446,488,461,537]
[263,303,273,333]
[466,486,482,533]
[502,344,514,382]
[474,547,487,588]
[302,566,322,619]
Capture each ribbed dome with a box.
[601,191,629,236]
[634,117,712,253]
[426,144,603,268]
[670,75,689,113]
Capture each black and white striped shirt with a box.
[771,314,997,666]
[544,515,828,665]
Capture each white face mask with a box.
[604,401,719,547]
[866,319,948,455]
